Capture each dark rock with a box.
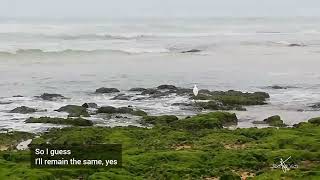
[95,87,120,94]
[196,101,246,111]
[263,115,286,127]
[309,103,320,109]
[141,89,161,95]
[111,94,132,100]
[25,117,93,126]
[181,49,201,53]
[12,95,24,97]
[128,88,147,92]
[82,103,98,109]
[97,106,118,114]
[39,93,66,101]
[10,106,37,114]
[157,85,178,90]
[269,85,296,90]
[55,105,90,117]
[97,106,147,116]
[288,43,304,47]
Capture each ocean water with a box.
[1,17,320,132]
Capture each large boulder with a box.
[181,49,201,53]
[10,106,38,114]
[95,87,120,94]
[39,93,66,101]
[55,105,90,117]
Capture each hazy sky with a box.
[1,0,320,18]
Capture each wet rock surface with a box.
[262,115,286,127]
[10,106,38,114]
[111,94,133,100]
[38,93,67,101]
[55,105,90,117]
[25,117,93,126]
[95,87,120,94]
[82,103,98,109]
[128,88,147,92]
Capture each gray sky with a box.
[1,0,320,18]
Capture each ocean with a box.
[0,17,320,132]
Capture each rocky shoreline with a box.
[2,84,320,131]
[0,85,319,179]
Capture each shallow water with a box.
[1,18,320,132]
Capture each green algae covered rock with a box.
[25,117,93,126]
[55,105,90,117]
[97,106,147,116]
[308,117,320,125]
[9,106,38,114]
[263,115,287,127]
[142,115,179,126]
[174,112,238,130]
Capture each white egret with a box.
[193,85,199,97]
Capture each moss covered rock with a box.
[263,115,287,127]
[194,90,269,104]
[142,115,179,126]
[197,101,246,111]
[97,106,147,116]
[9,106,38,114]
[25,117,93,126]
[55,105,90,117]
[308,117,320,125]
[174,112,238,130]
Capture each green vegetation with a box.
[25,117,93,126]
[0,112,319,179]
